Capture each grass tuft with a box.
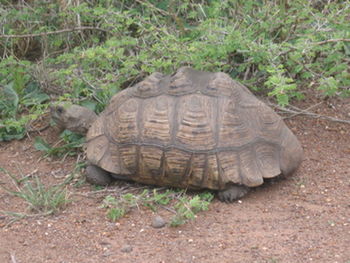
[0,168,70,216]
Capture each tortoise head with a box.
[50,103,97,135]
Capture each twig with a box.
[73,185,168,198]
[26,112,51,133]
[0,210,53,227]
[315,38,350,45]
[134,0,170,16]
[160,205,177,214]
[61,151,71,163]
[0,27,108,39]
[0,167,21,192]
[243,66,250,81]
[198,4,207,18]
[269,102,350,124]
[20,169,39,181]
[75,74,105,105]
[73,186,147,198]
[283,101,323,119]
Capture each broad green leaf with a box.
[34,136,52,152]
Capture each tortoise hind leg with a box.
[217,184,250,203]
[86,165,113,186]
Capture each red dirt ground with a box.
[0,96,349,263]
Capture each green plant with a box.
[34,130,85,157]
[107,207,127,222]
[0,58,49,141]
[0,167,27,185]
[0,169,70,215]
[101,189,173,220]
[0,117,28,141]
[144,189,173,210]
[101,189,213,226]
[101,195,126,221]
[170,192,213,227]
[15,178,70,214]
[264,65,299,106]
[318,77,339,97]
[101,195,127,221]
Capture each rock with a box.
[121,245,133,253]
[151,215,166,228]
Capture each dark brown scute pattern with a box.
[86,67,303,190]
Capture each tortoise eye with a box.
[56,106,64,114]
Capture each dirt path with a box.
[0,97,349,263]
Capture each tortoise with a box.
[51,67,303,202]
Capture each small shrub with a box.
[264,65,299,106]
[0,58,49,141]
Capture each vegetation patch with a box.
[0,168,70,218]
[100,189,214,226]
[34,130,85,158]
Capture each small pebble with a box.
[151,215,166,228]
[121,245,133,253]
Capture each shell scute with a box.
[131,72,165,98]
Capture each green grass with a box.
[0,168,70,215]
[101,189,214,226]
[12,177,70,214]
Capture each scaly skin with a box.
[217,185,250,202]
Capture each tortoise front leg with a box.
[86,165,113,186]
[217,184,250,203]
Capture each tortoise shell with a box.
[86,67,303,190]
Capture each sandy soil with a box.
[0,96,349,263]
